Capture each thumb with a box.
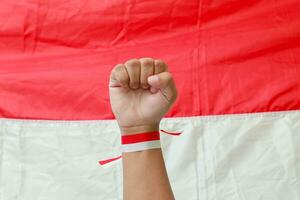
[148,72,177,103]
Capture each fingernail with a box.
[148,75,159,84]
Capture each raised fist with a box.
[109,58,177,135]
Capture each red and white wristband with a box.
[121,131,161,153]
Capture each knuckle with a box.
[154,59,168,72]
[111,64,129,83]
[113,64,123,72]
[125,58,140,68]
[140,57,154,66]
[154,59,164,65]
[111,64,124,77]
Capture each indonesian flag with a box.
[1,0,300,199]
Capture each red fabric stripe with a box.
[1,1,300,120]
[98,155,122,166]
[160,129,182,136]
[122,132,160,145]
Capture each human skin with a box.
[109,58,177,200]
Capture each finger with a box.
[125,59,141,89]
[148,72,177,103]
[140,58,154,89]
[150,59,168,93]
[109,64,129,88]
[154,59,168,74]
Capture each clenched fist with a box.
[109,58,177,135]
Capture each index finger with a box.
[109,64,129,88]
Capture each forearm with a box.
[123,149,175,200]
[121,125,175,200]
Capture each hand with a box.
[109,58,177,135]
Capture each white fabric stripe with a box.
[0,110,300,200]
[121,140,161,153]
